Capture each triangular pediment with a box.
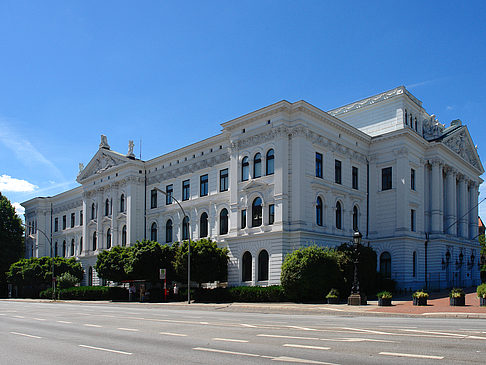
[77,149,131,183]
[242,180,269,192]
[442,126,484,173]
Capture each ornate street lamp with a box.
[347,231,366,305]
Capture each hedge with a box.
[191,286,287,303]
[39,286,128,301]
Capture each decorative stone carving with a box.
[127,140,135,158]
[99,135,110,150]
[443,129,480,169]
[423,115,445,140]
[78,163,84,174]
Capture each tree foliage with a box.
[125,240,176,282]
[95,246,132,283]
[0,193,24,296]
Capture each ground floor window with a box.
[258,250,269,281]
[242,251,252,282]
[380,251,391,278]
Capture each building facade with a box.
[23,86,484,290]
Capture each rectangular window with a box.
[335,159,342,184]
[54,218,58,232]
[200,174,208,197]
[269,204,275,225]
[71,213,75,228]
[241,209,247,229]
[382,167,392,190]
[411,209,416,232]
[182,180,190,201]
[80,211,83,226]
[62,215,66,230]
[220,168,229,192]
[315,153,323,178]
[166,184,173,205]
[411,168,416,191]
[352,166,358,190]
[150,189,157,209]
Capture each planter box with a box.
[378,298,392,306]
[413,297,427,306]
[327,297,339,304]
[450,297,465,306]
[480,297,486,307]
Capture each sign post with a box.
[160,269,167,302]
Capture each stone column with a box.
[445,168,457,235]
[469,182,479,240]
[458,175,468,238]
[431,160,443,233]
[81,194,88,255]
[111,185,118,246]
[395,153,408,232]
[96,189,103,251]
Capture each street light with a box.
[348,230,366,305]
[22,223,56,299]
[153,187,191,304]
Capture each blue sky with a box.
[1,1,486,218]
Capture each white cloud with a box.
[446,105,454,111]
[0,174,38,192]
[12,202,25,216]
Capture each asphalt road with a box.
[0,300,485,364]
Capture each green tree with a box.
[174,239,228,286]
[280,246,344,302]
[95,246,132,283]
[0,193,25,297]
[125,240,176,282]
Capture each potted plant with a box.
[326,289,340,304]
[377,291,392,306]
[449,288,465,306]
[412,290,429,306]
[477,284,486,307]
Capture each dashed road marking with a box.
[33,318,46,321]
[160,332,187,337]
[272,356,338,364]
[194,347,260,357]
[10,331,42,339]
[257,334,319,340]
[213,338,249,343]
[240,323,258,328]
[379,352,443,360]
[84,324,102,328]
[79,344,132,355]
[13,315,25,319]
[57,320,72,324]
[117,328,139,332]
[283,344,331,350]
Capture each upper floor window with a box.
[166,184,173,205]
[200,174,208,197]
[54,218,58,232]
[62,241,66,257]
[121,225,127,247]
[352,166,358,190]
[335,159,342,184]
[241,209,247,229]
[220,209,228,235]
[315,152,323,178]
[91,203,96,220]
[200,213,208,238]
[182,180,190,201]
[182,216,190,240]
[253,153,262,178]
[413,251,417,277]
[92,231,97,251]
[242,156,249,181]
[405,110,408,125]
[353,205,359,232]
[266,149,274,175]
[252,197,263,227]
[414,117,418,131]
[411,209,416,232]
[268,204,275,225]
[220,168,229,192]
[382,167,392,191]
[120,194,125,212]
[62,215,66,230]
[151,222,157,241]
[106,228,112,249]
[80,210,83,226]
[166,219,173,243]
[335,201,342,230]
[316,197,323,226]
[71,213,75,228]
[105,198,110,216]
[151,189,157,209]
[79,237,83,254]
[411,168,416,191]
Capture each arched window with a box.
[121,225,127,247]
[166,219,173,243]
[91,203,96,219]
[316,197,323,226]
[79,237,83,254]
[54,242,58,257]
[258,250,269,281]
[200,213,208,238]
[106,228,112,249]
[413,251,417,277]
[353,205,359,232]
[120,194,125,212]
[335,201,342,230]
[414,117,418,131]
[182,216,190,241]
[105,199,110,216]
[92,231,97,251]
[252,197,263,227]
[253,153,262,178]
[380,252,391,278]
[220,209,228,235]
[150,222,157,242]
[62,241,66,257]
[71,239,75,256]
[88,267,93,286]
[242,251,252,282]
[266,149,274,175]
[241,156,249,181]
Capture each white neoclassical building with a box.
[23,86,484,290]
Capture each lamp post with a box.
[153,187,191,304]
[22,223,56,299]
[348,231,366,305]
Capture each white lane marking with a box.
[402,329,466,337]
[379,352,443,360]
[13,315,25,318]
[283,344,331,350]
[379,325,417,329]
[0,314,5,316]
[257,334,319,340]
[194,347,260,357]
[10,331,42,339]
[200,321,209,325]
[240,323,257,328]
[160,332,187,337]
[320,337,395,343]
[57,320,72,324]
[272,356,338,364]
[287,325,319,331]
[117,328,139,332]
[213,338,249,343]
[84,324,102,328]
[33,318,46,321]
[123,316,145,320]
[466,335,486,340]
[339,327,391,335]
[79,344,132,355]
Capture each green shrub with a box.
[57,273,80,290]
[449,288,465,298]
[412,290,429,299]
[477,283,486,298]
[192,286,287,303]
[281,246,344,302]
[377,291,392,299]
[56,286,128,301]
[39,288,54,299]
[325,289,339,299]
